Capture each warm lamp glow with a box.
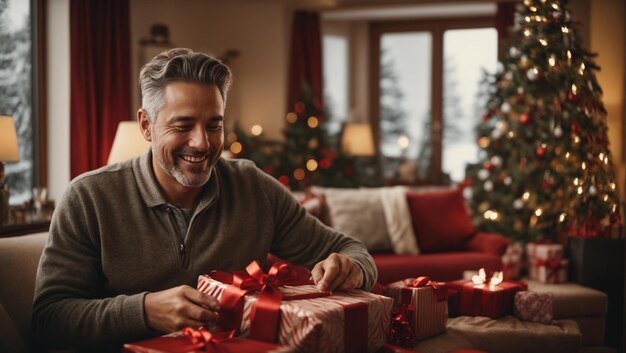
[0,116,19,162]
[107,121,151,165]
[341,123,375,156]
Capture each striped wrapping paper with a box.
[384,280,447,341]
[198,275,393,353]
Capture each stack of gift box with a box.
[125,251,567,353]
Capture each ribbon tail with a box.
[248,285,282,343]
[218,285,248,333]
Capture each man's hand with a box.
[311,253,363,291]
[144,285,220,333]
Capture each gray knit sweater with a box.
[32,152,377,351]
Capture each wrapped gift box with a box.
[384,277,447,342]
[123,328,293,353]
[446,279,527,319]
[198,264,392,353]
[502,242,523,280]
[513,291,554,324]
[529,258,569,284]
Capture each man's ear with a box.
[138,109,152,142]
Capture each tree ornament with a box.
[536,145,547,158]
[520,112,532,125]
[526,67,539,81]
[484,181,494,191]
[542,180,553,190]
[571,122,580,134]
[481,112,491,122]
[589,185,597,195]
[490,155,503,168]
[501,102,511,113]
[483,160,494,171]
[554,126,563,138]
[567,91,577,102]
[478,169,490,180]
[294,101,306,113]
[504,176,512,185]
[513,199,524,210]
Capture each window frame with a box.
[34,0,47,188]
[369,16,495,184]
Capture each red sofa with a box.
[302,186,511,285]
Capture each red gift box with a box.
[384,277,447,343]
[198,261,392,353]
[123,327,293,353]
[446,279,527,319]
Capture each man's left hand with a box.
[311,253,363,291]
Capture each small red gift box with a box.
[198,261,392,353]
[529,258,568,284]
[384,277,447,343]
[446,279,527,319]
[123,327,292,353]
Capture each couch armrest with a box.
[464,231,510,256]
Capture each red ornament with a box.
[481,112,491,122]
[567,92,578,102]
[483,160,494,171]
[571,122,580,134]
[319,158,332,169]
[294,101,306,113]
[517,94,526,104]
[536,146,546,158]
[278,175,290,185]
[519,112,531,125]
[542,181,553,190]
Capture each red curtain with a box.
[496,2,517,59]
[70,0,131,178]
[287,11,323,111]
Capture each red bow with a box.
[404,276,447,302]
[536,257,565,281]
[210,261,330,343]
[388,304,416,348]
[182,327,234,353]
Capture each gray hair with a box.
[139,48,232,121]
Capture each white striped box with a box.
[198,275,393,353]
[384,280,448,341]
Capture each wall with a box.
[129,0,291,140]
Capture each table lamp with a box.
[0,116,19,225]
[107,121,151,165]
[341,122,375,156]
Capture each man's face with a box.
[140,82,225,192]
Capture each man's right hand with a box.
[144,285,220,333]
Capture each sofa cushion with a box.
[311,187,393,253]
[406,188,475,253]
[373,252,503,284]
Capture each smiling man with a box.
[32,48,377,352]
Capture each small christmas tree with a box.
[467,0,621,243]
[229,84,380,190]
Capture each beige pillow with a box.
[311,186,393,253]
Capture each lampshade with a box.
[107,121,151,165]
[0,116,19,162]
[341,123,375,156]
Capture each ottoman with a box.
[526,280,609,348]
[414,316,581,353]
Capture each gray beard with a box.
[156,154,212,188]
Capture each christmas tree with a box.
[229,85,379,190]
[467,0,621,243]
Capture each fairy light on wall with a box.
[251,124,263,136]
[286,112,297,124]
[306,159,318,171]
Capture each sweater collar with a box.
[133,150,220,209]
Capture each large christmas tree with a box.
[468,0,621,243]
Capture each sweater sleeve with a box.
[31,182,153,349]
[256,170,378,291]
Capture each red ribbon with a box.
[182,327,235,353]
[457,280,526,318]
[536,257,565,282]
[343,302,368,353]
[209,261,330,343]
[388,303,416,348]
[403,276,447,302]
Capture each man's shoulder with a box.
[70,160,134,190]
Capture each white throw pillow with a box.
[311,186,393,253]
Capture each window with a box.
[370,18,497,184]
[323,34,348,136]
[0,0,45,204]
